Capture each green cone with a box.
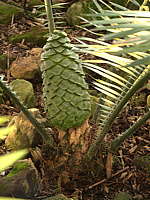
[41,30,91,130]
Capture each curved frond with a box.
[75,0,150,159]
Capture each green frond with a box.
[76,0,150,159]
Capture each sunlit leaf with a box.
[84,64,127,86]
[0,126,15,140]
[0,149,28,172]
[101,98,115,106]
[94,86,118,99]
[98,103,113,111]
[95,80,123,91]
[93,82,121,96]
[0,198,25,200]
[0,117,9,124]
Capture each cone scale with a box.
[41,31,91,130]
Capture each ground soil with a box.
[0,1,150,200]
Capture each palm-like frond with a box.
[75,0,150,158]
[36,2,69,29]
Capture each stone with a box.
[9,26,48,47]
[114,192,132,200]
[0,158,41,198]
[10,79,36,108]
[66,0,95,26]
[0,2,24,25]
[5,108,44,150]
[10,48,42,80]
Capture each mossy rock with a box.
[10,79,36,108]
[0,2,24,25]
[9,26,48,47]
[0,54,7,71]
[66,0,96,26]
[7,162,29,178]
[0,159,41,198]
[114,192,132,200]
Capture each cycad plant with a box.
[0,0,150,194]
[75,0,150,174]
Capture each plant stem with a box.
[44,0,55,35]
[111,109,150,153]
[0,80,54,146]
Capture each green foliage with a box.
[75,0,150,158]
[9,27,47,46]
[0,1,24,24]
[41,30,91,130]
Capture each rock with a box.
[10,48,42,79]
[0,54,7,71]
[114,192,132,200]
[66,0,95,26]
[9,26,48,46]
[5,108,44,150]
[10,79,36,108]
[0,2,24,25]
[0,158,41,198]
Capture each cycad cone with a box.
[41,31,91,130]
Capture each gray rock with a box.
[0,158,41,198]
[10,79,36,108]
